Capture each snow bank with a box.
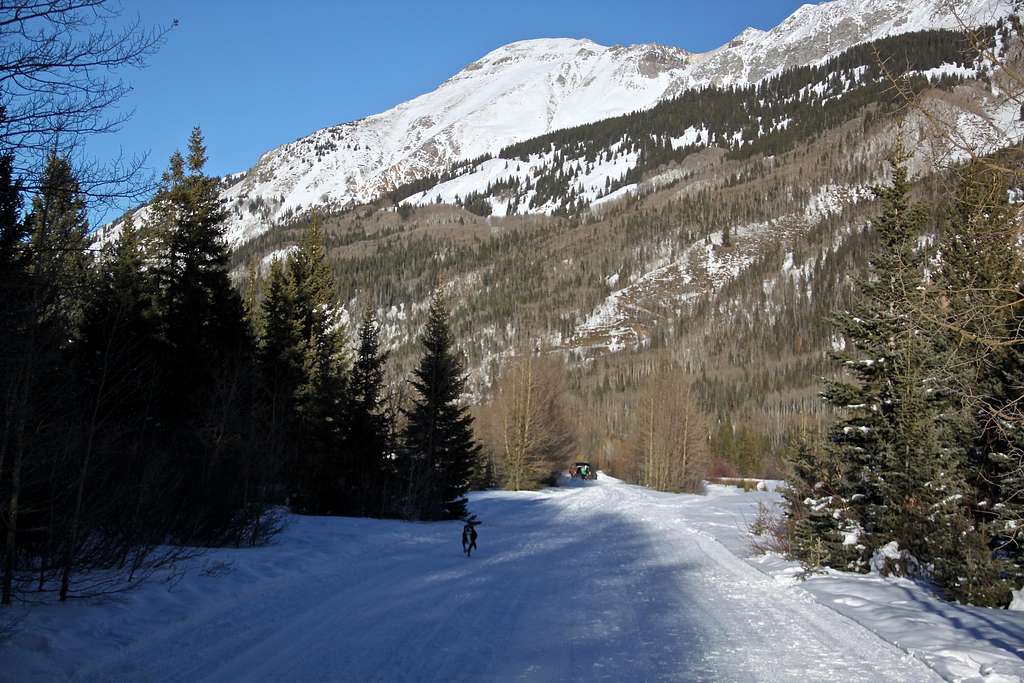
[706,487,1024,682]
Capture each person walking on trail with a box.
[462,522,478,557]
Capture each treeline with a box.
[0,130,483,604]
[502,27,990,161]
[386,27,990,219]
[222,25,992,484]
[0,133,264,604]
[784,153,1024,607]
[234,100,893,403]
[492,27,992,211]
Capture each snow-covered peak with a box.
[685,0,1011,87]
[152,0,1013,249]
[728,27,767,47]
[215,35,702,246]
[467,37,605,67]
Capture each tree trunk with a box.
[60,319,116,601]
[681,383,691,491]
[3,367,30,606]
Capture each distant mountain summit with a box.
[104,0,1011,248]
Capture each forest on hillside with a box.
[222,23,1022,490]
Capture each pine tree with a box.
[0,152,28,605]
[400,288,481,520]
[0,152,28,399]
[148,128,255,543]
[2,154,92,604]
[782,429,843,569]
[0,153,25,275]
[27,153,90,333]
[256,257,305,497]
[288,219,349,514]
[345,306,393,516]
[61,213,158,599]
[815,151,973,576]
[933,161,1023,604]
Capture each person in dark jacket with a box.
[462,522,478,557]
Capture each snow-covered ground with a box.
[2,476,1021,682]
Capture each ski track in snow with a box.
[27,477,948,683]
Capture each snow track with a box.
[10,476,945,682]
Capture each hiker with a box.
[462,522,478,557]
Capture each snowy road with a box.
[32,475,938,683]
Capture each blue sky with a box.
[91,0,813,214]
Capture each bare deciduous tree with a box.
[0,0,173,204]
[481,351,577,490]
[628,369,710,493]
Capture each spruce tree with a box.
[815,151,973,576]
[256,257,305,496]
[934,161,1023,604]
[61,213,159,599]
[0,152,28,402]
[27,153,90,333]
[400,288,481,520]
[782,429,842,569]
[148,128,255,543]
[0,153,29,605]
[0,153,25,275]
[288,219,349,513]
[345,306,393,516]
[2,154,91,604]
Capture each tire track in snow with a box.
[70,477,944,682]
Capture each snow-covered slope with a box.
[196,0,1012,247]
[217,38,693,245]
[5,477,1021,681]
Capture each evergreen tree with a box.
[814,151,975,578]
[61,213,159,599]
[148,128,256,543]
[0,152,28,401]
[26,153,90,334]
[253,220,354,515]
[0,153,25,275]
[288,219,349,513]
[400,288,481,520]
[345,307,393,516]
[0,153,29,606]
[2,154,92,604]
[256,257,305,497]
[782,429,842,570]
[934,161,1024,603]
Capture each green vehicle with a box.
[571,462,597,480]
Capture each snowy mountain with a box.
[193,0,1011,248]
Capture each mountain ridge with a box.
[96,0,1011,251]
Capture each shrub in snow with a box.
[748,501,792,556]
[870,541,923,578]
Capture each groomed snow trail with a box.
[61,476,939,682]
